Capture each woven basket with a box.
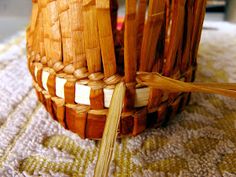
[27,0,206,139]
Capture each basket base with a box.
[33,81,191,139]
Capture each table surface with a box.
[0,21,236,176]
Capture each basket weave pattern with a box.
[27,0,206,139]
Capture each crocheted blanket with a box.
[0,21,236,177]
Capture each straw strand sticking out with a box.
[137,72,236,99]
[136,0,147,68]
[139,0,165,72]
[163,0,186,76]
[94,82,126,177]
[58,0,73,65]
[83,0,102,74]
[96,0,117,78]
[69,0,86,69]
[124,0,137,83]
[191,0,207,66]
[47,0,62,64]
[181,0,194,72]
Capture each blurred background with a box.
[0,0,235,42]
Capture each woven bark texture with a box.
[27,0,207,139]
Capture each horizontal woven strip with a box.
[34,63,150,108]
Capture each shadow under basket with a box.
[27,0,206,139]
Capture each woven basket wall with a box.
[26,0,206,139]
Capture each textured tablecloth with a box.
[0,22,236,177]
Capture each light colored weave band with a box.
[34,64,150,108]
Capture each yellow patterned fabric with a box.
[0,22,236,176]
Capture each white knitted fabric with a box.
[0,22,236,177]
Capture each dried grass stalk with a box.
[31,11,40,54]
[94,82,126,177]
[30,1,40,54]
[191,0,207,66]
[181,0,194,71]
[48,1,62,64]
[58,0,72,65]
[38,11,45,57]
[83,0,102,73]
[163,0,186,76]
[30,2,39,33]
[139,0,165,72]
[136,0,147,65]
[69,0,86,69]
[124,0,137,82]
[96,0,117,78]
[138,73,236,98]
[41,0,51,62]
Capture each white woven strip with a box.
[34,65,39,82]
[75,83,91,105]
[104,88,113,108]
[34,66,150,108]
[56,77,67,99]
[42,70,50,91]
